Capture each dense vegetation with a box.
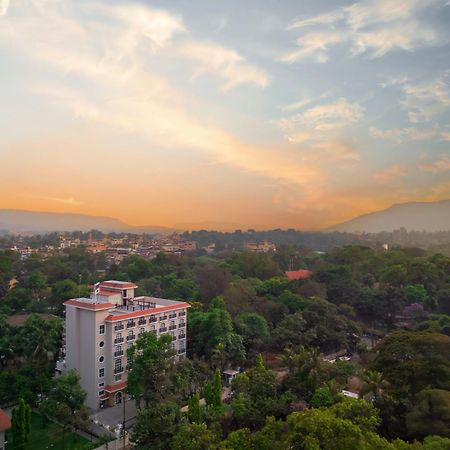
[0,235,449,448]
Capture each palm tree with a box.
[360,370,388,400]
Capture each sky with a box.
[0,0,449,230]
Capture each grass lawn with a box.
[9,412,98,450]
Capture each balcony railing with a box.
[114,367,124,374]
[149,316,157,323]
[127,335,136,342]
[114,324,124,331]
[159,328,167,333]
[151,329,157,334]
[160,316,167,321]
[138,318,147,325]
[179,311,186,317]
[178,349,186,354]
[178,323,185,328]
[114,350,124,357]
[172,335,177,341]
[126,321,136,328]
[138,332,145,338]
[114,337,124,344]
[169,313,177,319]
[169,325,176,331]
[179,334,186,339]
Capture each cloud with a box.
[275,98,364,139]
[373,165,407,184]
[177,40,269,91]
[402,73,450,123]
[24,194,84,205]
[369,126,438,143]
[283,0,441,63]
[418,156,450,173]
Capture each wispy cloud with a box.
[24,195,84,206]
[283,0,441,63]
[373,165,407,184]
[177,40,269,91]
[275,98,364,141]
[369,126,438,143]
[418,156,450,173]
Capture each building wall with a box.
[65,306,110,410]
[0,430,5,450]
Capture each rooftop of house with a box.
[285,269,313,281]
[0,409,11,431]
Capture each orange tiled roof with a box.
[285,269,313,280]
[105,381,127,393]
[0,409,11,431]
[105,303,190,322]
[100,281,138,290]
[63,300,115,310]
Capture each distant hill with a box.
[329,200,450,233]
[0,209,172,234]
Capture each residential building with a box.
[63,280,189,410]
[285,269,313,281]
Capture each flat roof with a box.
[64,298,115,311]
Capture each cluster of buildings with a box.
[60,280,189,410]
[243,240,276,253]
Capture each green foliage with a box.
[406,389,450,438]
[11,398,31,450]
[373,331,450,400]
[204,369,222,408]
[311,387,334,408]
[187,393,201,423]
[126,331,175,407]
[172,422,220,450]
[235,312,270,352]
[131,401,180,449]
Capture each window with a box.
[99,368,105,378]
[98,390,105,396]
[98,382,105,388]
[99,356,105,363]
[115,374,122,381]
[99,340,105,348]
[99,324,105,335]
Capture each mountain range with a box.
[329,199,450,233]
[0,200,449,235]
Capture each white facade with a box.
[63,280,189,410]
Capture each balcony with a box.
[178,349,186,354]
[126,321,136,329]
[169,325,177,331]
[138,318,147,325]
[114,324,124,331]
[178,323,185,328]
[114,367,124,374]
[149,316,157,323]
[169,313,177,319]
[179,311,186,317]
[172,335,177,341]
[159,328,167,333]
[179,334,186,339]
[126,335,136,342]
[151,329,157,334]
[160,315,167,321]
[114,350,124,357]
[138,331,145,338]
[114,337,124,344]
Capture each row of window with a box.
[112,311,186,332]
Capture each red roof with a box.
[98,290,118,297]
[0,409,11,431]
[64,300,115,311]
[105,303,190,322]
[105,381,127,393]
[100,281,137,290]
[285,269,313,280]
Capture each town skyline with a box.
[1,0,449,229]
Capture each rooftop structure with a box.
[62,280,189,410]
[285,269,313,281]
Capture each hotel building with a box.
[63,280,189,410]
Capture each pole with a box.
[122,393,126,450]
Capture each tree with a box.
[205,369,222,409]
[126,332,175,407]
[360,370,388,401]
[172,422,219,450]
[11,398,31,450]
[187,393,202,423]
[40,370,88,448]
[311,386,334,408]
[406,389,450,438]
[373,331,450,400]
[404,284,429,307]
[235,312,270,352]
[131,401,180,449]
